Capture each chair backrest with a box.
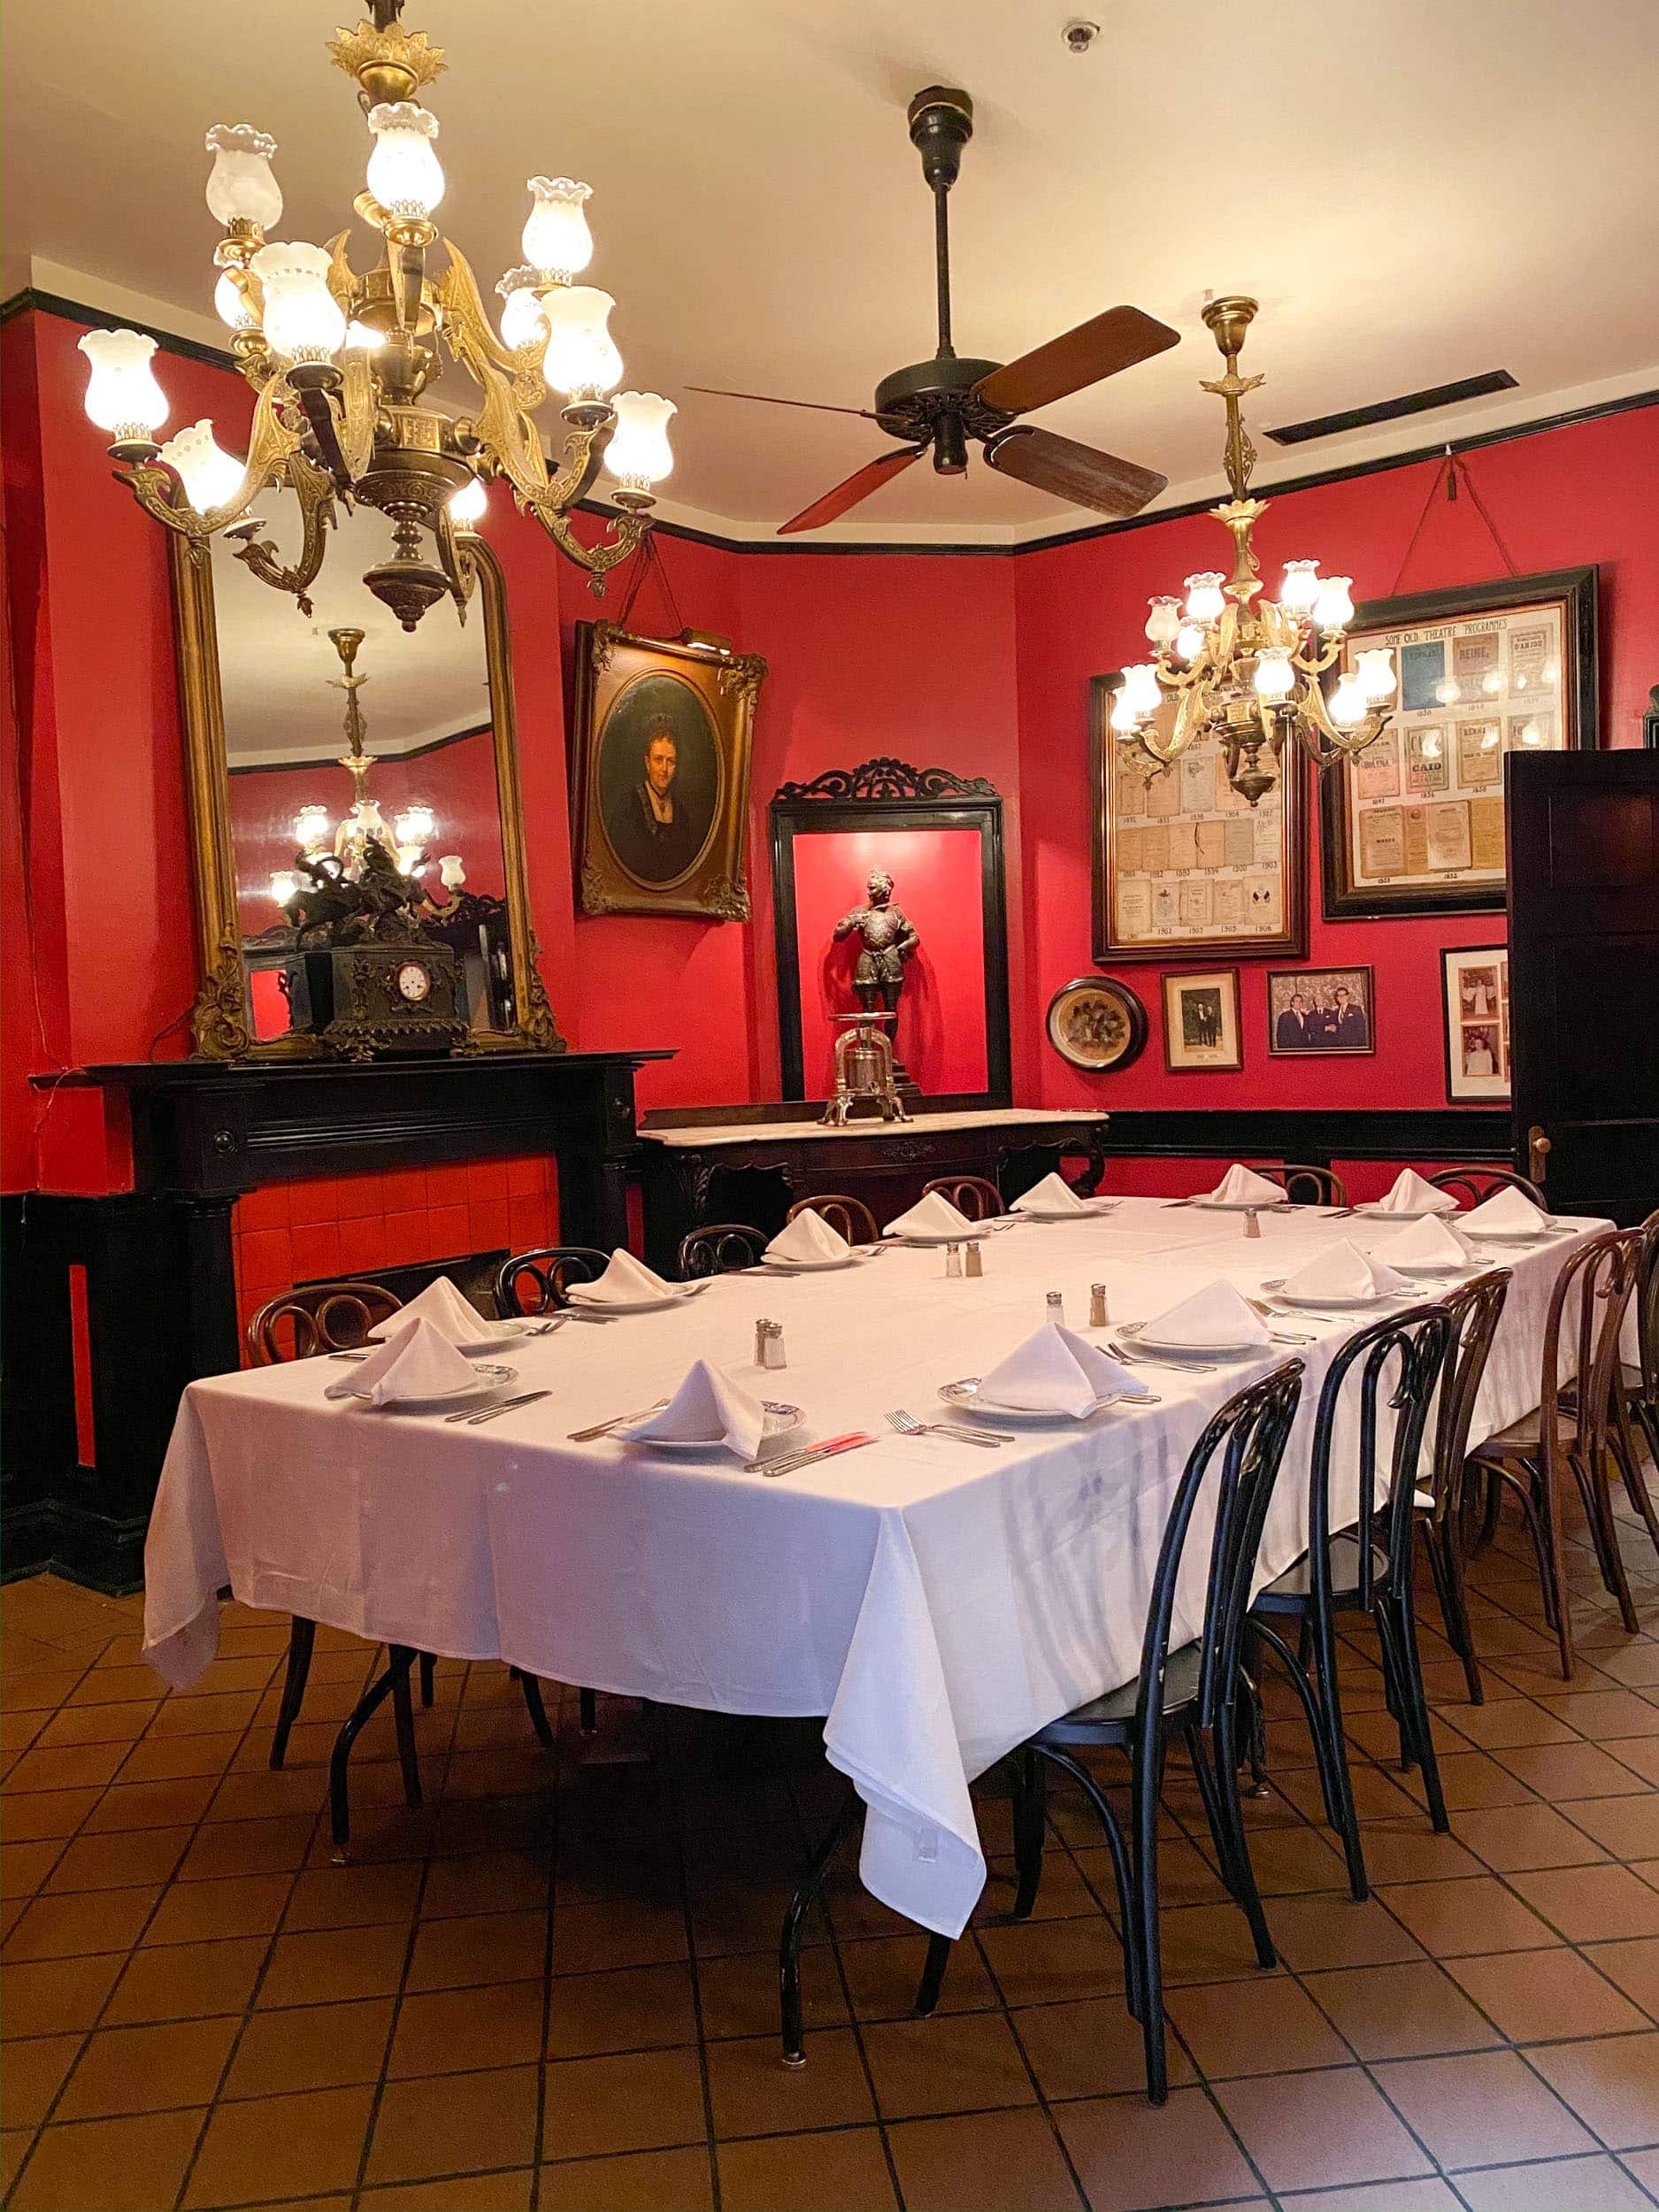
[921,1175,1003,1222]
[1134,1361,1304,1736]
[495,1246,610,1317]
[678,1222,767,1279]
[1538,1226,1645,1463]
[248,1280,402,1365]
[1244,1162,1348,1207]
[1428,1165,1547,1210]
[1635,1207,1659,1401]
[1309,1304,1456,1609]
[1421,1269,1512,1522]
[787,1194,879,1246]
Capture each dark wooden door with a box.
[1507,749,1659,1224]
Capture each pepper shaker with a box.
[763,1320,787,1370]
[945,1241,963,1279]
[1243,1208,1261,1240]
[964,1240,984,1279]
[754,1317,773,1365]
[1088,1282,1110,1330]
[1046,1290,1065,1326]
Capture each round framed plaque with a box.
[1046,976,1148,1074]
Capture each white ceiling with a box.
[5,0,1656,544]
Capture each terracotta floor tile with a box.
[1266,1892,1426,1970]
[1419,1751,1538,1813]
[1495,1741,1655,1799]
[1277,1761,1423,1825]
[1373,2047,1595,2167]
[404,1907,545,1992]
[1565,1792,1659,1860]
[892,2106,1085,2212]
[176,1812,317,1882]
[1304,1957,1501,2060]
[0,1841,66,1900]
[223,1997,395,2098]
[687,1881,826,1961]
[83,1778,219,1833]
[35,1699,158,1747]
[1230,1821,1351,1894]
[1611,1738,1659,1786]
[1623,2145,1659,2196]
[1016,1994,1194,2101]
[0,1671,86,1714]
[257,1920,412,2008]
[116,1732,242,1783]
[1454,2154,1654,2212]
[1216,2064,1432,2193]
[55,2016,239,2120]
[1448,1944,1652,2040]
[1540,1689,1659,1737]
[282,1861,424,1932]
[104,1936,267,2024]
[1248,2182,1458,2211]
[64,1665,159,1708]
[4,1884,162,1962]
[1164,1972,1350,2078]
[1375,1874,1563,1957]
[45,1825,192,1893]
[148,1690,260,1740]
[204,1765,334,1823]
[1057,2084,1260,2211]
[862,2008,1035,2121]
[0,2034,83,2129]
[0,1789,102,1842]
[1348,1822,1488,1885]
[1455,1801,1615,1873]
[6,2106,204,2212]
[976,1911,1130,2006]
[390,1977,551,2075]
[365,2063,541,2185]
[542,2046,710,2160]
[717,2125,893,2212]
[185,2084,378,2207]
[1509,1863,1659,1943]
[1442,1700,1578,1750]
[548,1895,688,1977]
[6,1742,129,1793]
[1524,2031,1659,2150]
[539,2147,711,2211]
[1582,1934,1659,2018]
[704,1939,842,2038]
[366,2171,534,2212]
[418,1848,550,1920]
[142,1871,292,1947]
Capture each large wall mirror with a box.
[170,497,559,1059]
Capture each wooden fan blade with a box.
[778,445,928,535]
[984,426,1166,518]
[973,305,1179,417]
[687,385,880,421]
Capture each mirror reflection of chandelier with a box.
[76,1,679,630]
[1109,296,1396,808]
[267,626,463,908]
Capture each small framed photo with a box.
[1441,946,1510,1102]
[1162,967,1242,1073]
[1266,965,1376,1056]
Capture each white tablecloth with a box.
[142,1198,1608,1938]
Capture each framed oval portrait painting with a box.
[1045,976,1149,1073]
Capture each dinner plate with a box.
[1460,1220,1563,1244]
[1390,1257,1475,1278]
[1351,1203,1455,1222]
[1259,1276,1394,1311]
[340,1361,518,1411]
[366,1317,534,1354]
[884,1226,993,1247]
[760,1248,882,1273]
[628,1402,803,1451]
[1187,1197,1290,1213]
[1119,1322,1268,1358]
[937,1379,1124,1425]
[1010,1202,1118,1222]
[565,1282,712,1314]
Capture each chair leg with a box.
[914,1933,952,2019]
[579,1686,597,1735]
[1420,1517,1485,1706]
[1133,1731,1170,2105]
[1567,1444,1640,1634]
[1310,1599,1370,1903]
[418,1652,435,1708]
[388,1645,422,1809]
[1610,1397,1659,1562]
[1036,1746,1142,2023]
[513,1669,556,1749]
[1388,1583,1449,1835]
[328,1655,403,1853]
[780,1793,860,2066]
[1250,1617,1341,1832]
[269,1617,316,1771]
[1010,1747,1046,1920]
[1485,1455,1574,1680]
[1188,1715,1275,1969]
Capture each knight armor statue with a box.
[833,869,919,1016]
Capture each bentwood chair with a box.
[678,1222,767,1278]
[1605,1209,1659,1563]
[1428,1166,1548,1210]
[893,1362,1304,2104]
[787,1193,879,1245]
[495,1245,611,1315]
[1243,1162,1349,1208]
[920,1175,1004,1222]
[1467,1225,1647,1678]
[1412,1270,1512,1705]
[1250,1306,1456,1902]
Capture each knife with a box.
[445,1389,551,1425]
[745,1431,874,1476]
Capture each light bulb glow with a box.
[293,804,332,850]
[1174,622,1207,664]
[1356,649,1397,704]
[1253,647,1294,702]
[1328,675,1369,731]
[1421,731,1442,759]
[395,844,425,876]
[603,390,676,489]
[1183,572,1226,624]
[540,285,621,400]
[1109,690,1142,734]
[1519,721,1543,746]
[1432,678,1460,705]
[1119,663,1164,717]
[522,175,593,280]
[270,870,300,906]
[1481,672,1502,695]
[250,242,345,365]
[439,855,466,890]
[157,419,244,514]
[365,103,444,220]
[495,266,549,350]
[1279,558,1320,616]
[344,319,385,350]
[395,805,437,849]
[1312,574,1355,629]
[204,124,281,230]
[79,327,169,442]
[1144,595,1181,647]
[448,477,488,525]
[213,269,258,331]
[1480,727,1501,750]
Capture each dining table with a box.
[141,1194,1614,1942]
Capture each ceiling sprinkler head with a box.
[1063,19,1101,52]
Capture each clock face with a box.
[395,961,433,1005]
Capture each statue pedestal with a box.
[824,1012,910,1126]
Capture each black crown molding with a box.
[7,286,1656,563]
[774,758,999,803]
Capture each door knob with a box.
[1527,1125,1552,1185]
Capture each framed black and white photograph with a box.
[1441,944,1511,1102]
[1266,964,1376,1056]
[1161,966,1242,1073]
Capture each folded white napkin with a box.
[1203,1164,1287,1207]
[618,1359,767,1455]
[1141,1281,1271,1349]
[765,1210,851,1264]
[1463,1187,1549,1236]
[1373,1168,1457,1215]
[1011,1172,1087,1216]
[369,1273,483,1346]
[1280,1240,1412,1301]
[567,1249,680,1305]
[326,1316,480,1405]
[1379,1215,1470,1269]
[883,1190,975,1240]
[979,1323,1147,1417]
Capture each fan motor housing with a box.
[874,355,1010,457]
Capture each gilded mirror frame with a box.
[167,531,564,1060]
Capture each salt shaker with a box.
[945,1241,963,1279]
[1045,1290,1065,1326]
[753,1317,773,1365]
[1088,1283,1110,1330]
[964,1240,984,1279]
[762,1320,787,1371]
[1243,1208,1261,1240]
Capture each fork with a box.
[886,1409,1009,1448]
[567,1397,671,1442]
[1244,1302,1317,1343]
[1107,1338,1216,1374]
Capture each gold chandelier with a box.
[76,1,678,629]
[1110,296,1394,806]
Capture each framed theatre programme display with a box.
[1045,976,1149,1074]
[1090,673,1306,964]
[1441,945,1511,1102]
[1266,965,1376,1056]
[1320,567,1597,920]
[1162,967,1242,1074]
[572,622,767,919]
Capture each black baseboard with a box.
[2,1495,148,1595]
[1088,1108,1513,1164]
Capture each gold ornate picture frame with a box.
[572,623,766,920]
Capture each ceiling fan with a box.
[691,87,1179,534]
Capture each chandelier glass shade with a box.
[78,4,676,628]
[1109,296,1394,807]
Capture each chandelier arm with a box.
[122,369,307,541]
[432,237,533,381]
[225,450,338,616]
[534,508,650,595]
[434,507,477,618]
[1296,674,1389,760]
